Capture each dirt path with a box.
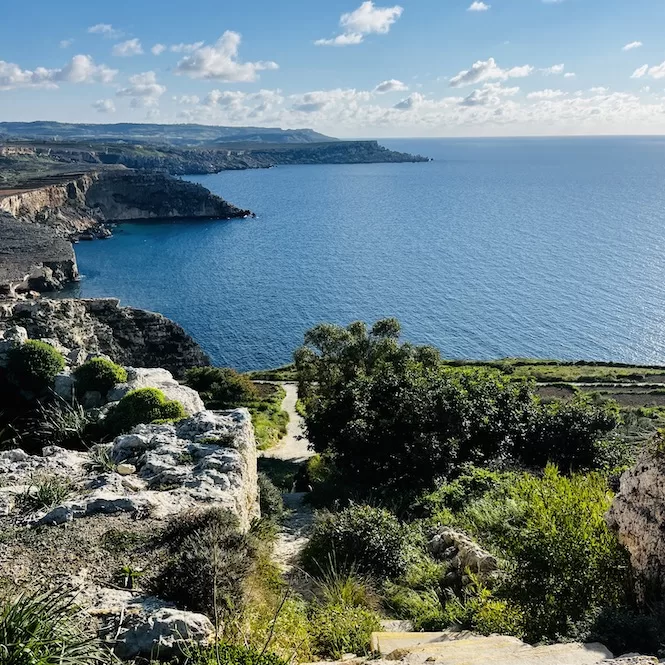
[259,383,315,581]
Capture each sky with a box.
[2,0,665,137]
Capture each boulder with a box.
[54,372,75,401]
[107,367,204,415]
[430,528,498,576]
[88,587,214,660]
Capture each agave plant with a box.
[0,586,114,665]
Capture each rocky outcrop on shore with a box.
[1,298,209,376]
[606,445,665,599]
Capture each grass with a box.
[246,365,297,382]
[0,586,112,664]
[244,384,289,450]
[17,475,74,513]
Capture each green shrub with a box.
[29,398,93,451]
[104,387,186,435]
[0,586,111,664]
[151,508,258,624]
[458,466,632,642]
[187,643,288,665]
[309,602,381,659]
[73,358,127,395]
[302,504,412,580]
[258,473,284,520]
[383,584,446,630]
[185,367,259,407]
[8,340,65,392]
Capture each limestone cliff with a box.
[606,445,665,599]
[0,169,252,238]
[0,212,78,295]
[1,298,209,376]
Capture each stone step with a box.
[370,632,613,665]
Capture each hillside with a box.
[0,121,335,146]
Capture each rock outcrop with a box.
[0,212,78,295]
[606,447,665,599]
[0,409,259,531]
[0,298,209,376]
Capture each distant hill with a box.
[0,122,336,146]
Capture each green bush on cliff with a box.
[73,358,127,395]
[8,340,65,392]
[104,387,185,434]
[185,366,259,407]
[258,472,284,520]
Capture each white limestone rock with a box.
[87,587,213,660]
[107,367,204,415]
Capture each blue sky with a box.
[2,0,665,137]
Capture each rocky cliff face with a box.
[0,212,78,295]
[0,169,252,238]
[1,298,209,376]
[606,446,665,599]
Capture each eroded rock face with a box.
[1,298,209,376]
[0,409,259,531]
[606,450,665,598]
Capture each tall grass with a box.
[0,587,113,664]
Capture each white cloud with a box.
[173,94,200,105]
[450,57,533,87]
[564,72,576,78]
[526,88,566,99]
[59,39,73,49]
[542,63,564,75]
[116,71,166,106]
[316,1,403,46]
[394,92,424,110]
[151,44,166,56]
[374,79,408,93]
[647,61,665,79]
[291,88,370,112]
[92,98,115,113]
[589,86,609,94]
[622,41,643,51]
[631,64,648,79]
[170,41,205,53]
[112,38,143,57]
[174,31,278,82]
[0,54,117,90]
[87,24,121,39]
[460,82,519,107]
[468,1,490,11]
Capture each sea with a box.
[60,136,665,370]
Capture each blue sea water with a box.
[64,137,665,370]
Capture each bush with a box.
[151,508,258,624]
[29,398,93,451]
[8,340,65,392]
[73,358,127,395]
[309,602,381,659]
[185,367,259,407]
[187,644,287,665]
[104,387,186,435]
[383,584,446,631]
[457,466,632,642]
[258,473,284,520]
[0,586,111,664]
[17,475,74,513]
[302,504,413,580]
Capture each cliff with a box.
[0,169,252,237]
[1,297,209,376]
[0,212,78,295]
